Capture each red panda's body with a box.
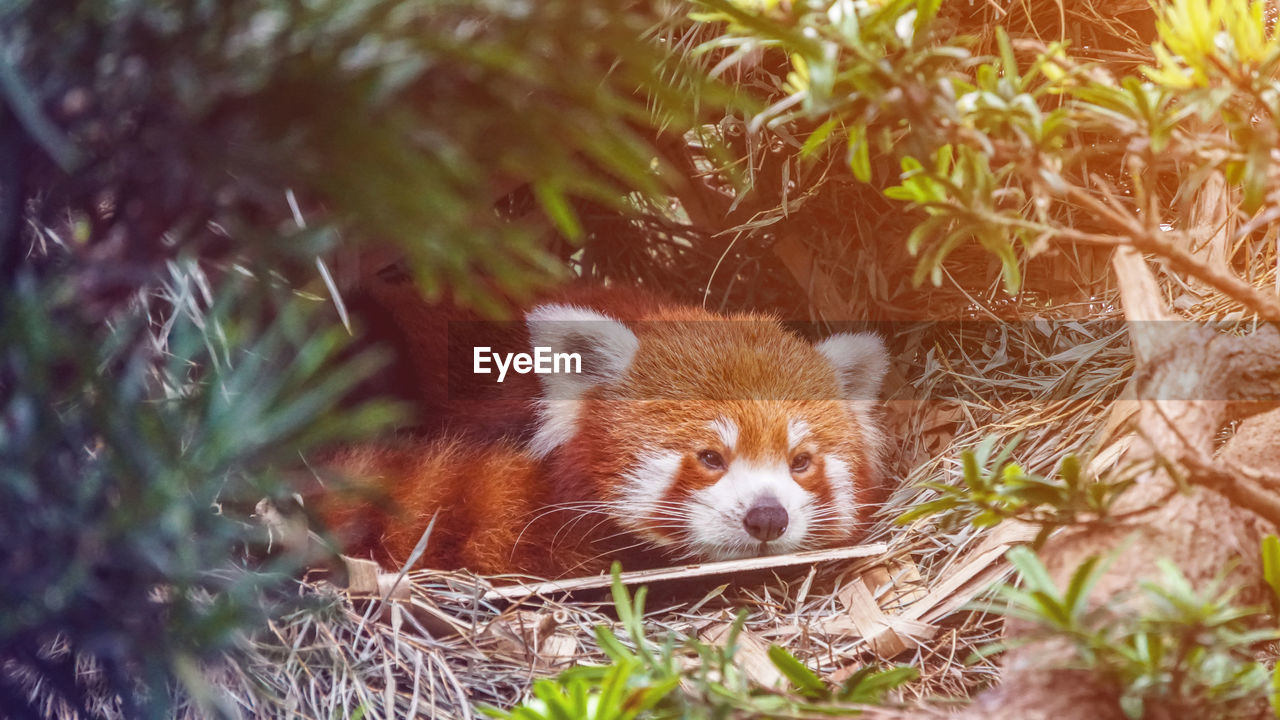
[319,287,890,578]
[314,439,592,577]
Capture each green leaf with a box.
[895,497,961,525]
[1260,535,1280,611]
[905,215,946,256]
[848,122,872,182]
[836,664,877,697]
[1059,455,1082,488]
[973,510,1005,527]
[623,676,680,718]
[594,625,636,663]
[1270,661,1280,717]
[996,27,1018,86]
[1006,546,1058,598]
[914,0,941,34]
[841,665,919,702]
[768,645,828,698]
[532,679,579,720]
[610,562,633,627]
[1242,135,1270,214]
[801,116,843,158]
[993,237,1022,294]
[1062,555,1104,622]
[595,660,635,720]
[1119,692,1144,719]
[962,450,984,491]
[533,182,584,240]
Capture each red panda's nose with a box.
[743,499,789,541]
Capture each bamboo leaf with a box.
[768,645,827,698]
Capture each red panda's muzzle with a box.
[606,431,865,563]
[742,499,789,541]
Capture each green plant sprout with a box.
[484,565,918,719]
[897,436,1137,547]
[981,545,1279,719]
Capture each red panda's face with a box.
[527,304,889,563]
[609,400,872,560]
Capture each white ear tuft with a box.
[524,303,639,457]
[816,332,889,402]
[525,303,638,387]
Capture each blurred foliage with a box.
[0,0,743,713]
[21,0,1269,321]
[983,547,1278,719]
[484,565,918,719]
[0,259,399,716]
[2,0,734,315]
[684,0,1280,315]
[8,0,1280,715]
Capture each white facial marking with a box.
[529,399,579,459]
[618,451,682,546]
[709,417,739,451]
[686,459,815,560]
[787,419,810,449]
[823,456,856,530]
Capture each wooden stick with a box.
[482,543,889,603]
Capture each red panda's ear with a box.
[815,332,889,402]
[525,303,639,389]
[525,304,639,457]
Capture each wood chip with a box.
[913,521,1039,625]
[837,579,935,657]
[817,522,1035,667]
[862,558,928,612]
[482,609,573,666]
[701,622,784,689]
[342,555,382,595]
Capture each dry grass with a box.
[193,266,1147,718]
[26,0,1280,716]
[196,3,1178,716]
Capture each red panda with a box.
[316,289,890,578]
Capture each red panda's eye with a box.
[697,450,725,471]
[790,453,811,473]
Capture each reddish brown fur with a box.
[319,285,885,578]
[313,440,587,576]
[313,438,686,577]
[541,311,881,551]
